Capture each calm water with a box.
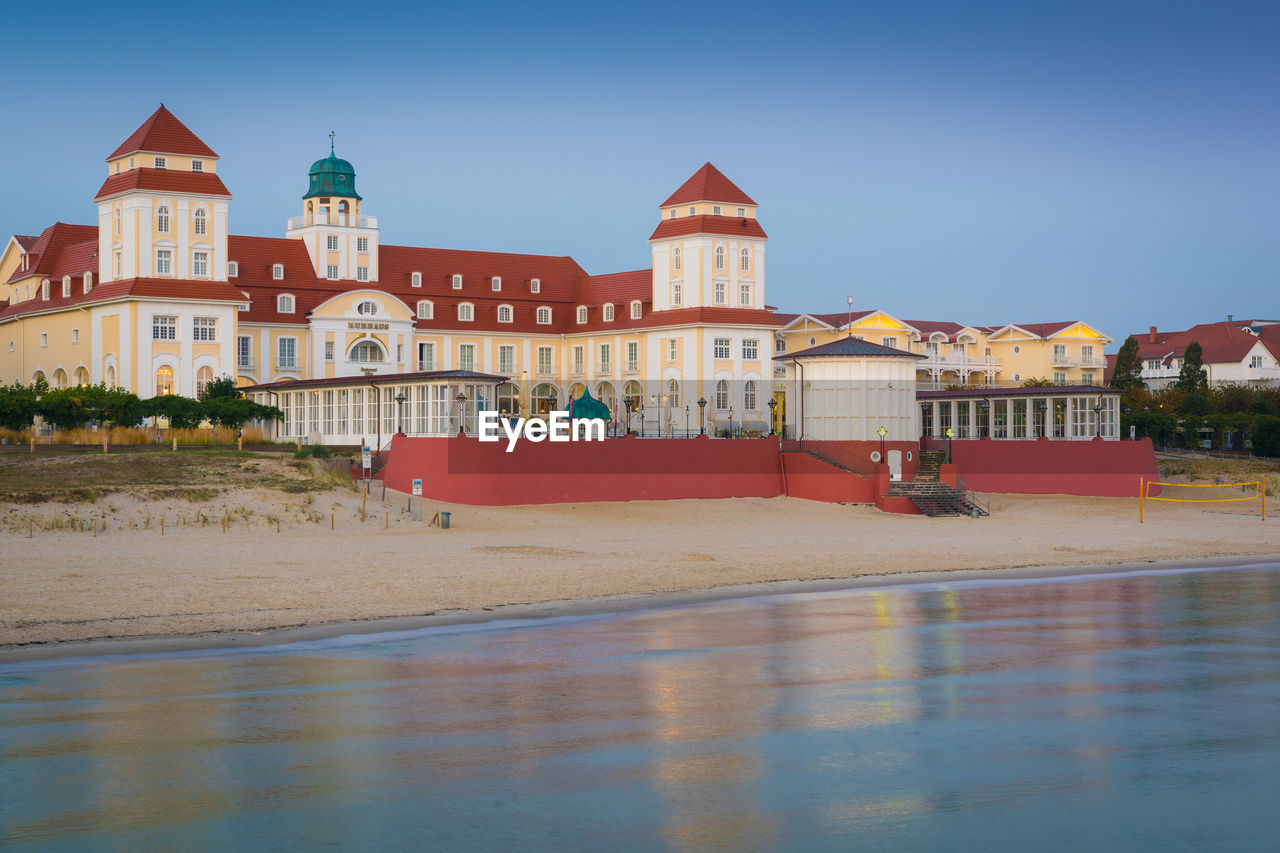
[3,564,1280,852]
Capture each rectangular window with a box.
[237,335,252,366]
[273,264,284,280]
[396,344,402,363]
[192,252,208,277]
[491,276,502,291]
[153,315,176,341]
[573,345,585,374]
[40,332,48,347]
[688,206,696,215]
[155,250,171,275]
[499,345,515,374]
[154,156,166,169]
[278,337,297,368]
[71,328,79,344]
[1251,356,1264,368]
[742,339,758,360]
[325,341,335,361]
[192,317,216,342]
[1053,344,1067,361]
[530,278,540,293]
[714,282,727,305]
[626,341,639,372]
[713,205,721,215]
[356,266,369,282]
[667,339,678,362]
[323,390,334,435]
[714,338,731,359]
[1081,345,1095,365]
[458,303,473,321]
[327,235,339,251]
[191,160,203,172]
[452,275,463,289]
[1053,371,1067,385]
[740,283,751,306]
[737,207,745,217]
[538,346,553,375]
[326,265,339,280]
[673,283,682,306]
[775,337,786,353]
[599,344,610,371]
[882,337,896,349]
[458,344,475,372]
[228,261,238,277]
[114,251,122,278]
[418,342,434,371]
[357,237,368,252]
[1081,372,1095,385]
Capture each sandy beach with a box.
[2,471,1276,661]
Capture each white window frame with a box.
[326,265,339,280]
[327,235,339,251]
[713,205,721,216]
[153,315,177,341]
[191,160,203,172]
[356,266,369,282]
[452,274,463,289]
[536,306,552,325]
[411,271,422,287]
[577,306,588,324]
[155,249,172,275]
[272,263,284,280]
[630,300,642,319]
[192,316,217,342]
[714,281,727,305]
[530,278,541,293]
[740,248,749,271]
[278,337,298,369]
[192,251,208,277]
[237,334,252,366]
[537,346,553,375]
[277,294,295,313]
[458,343,476,372]
[715,246,725,270]
[672,283,682,307]
[417,300,434,319]
[357,237,369,253]
[673,248,681,271]
[458,302,474,322]
[156,206,170,234]
[356,300,378,316]
[154,156,166,169]
[498,345,516,374]
[491,276,502,292]
[667,339,678,362]
[194,208,207,236]
[71,328,79,344]
[739,283,751,306]
[742,339,758,360]
[497,304,513,324]
[603,303,614,322]
[62,277,70,297]
[714,338,731,359]
[227,261,238,277]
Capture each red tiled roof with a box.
[570,269,652,331]
[1128,321,1274,366]
[0,276,245,321]
[649,215,768,241]
[93,168,231,201]
[106,105,218,160]
[1002,322,1077,338]
[13,235,37,251]
[6,222,99,284]
[904,319,968,339]
[661,163,757,206]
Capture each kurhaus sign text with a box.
[348,321,389,330]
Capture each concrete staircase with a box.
[781,448,870,478]
[887,480,989,517]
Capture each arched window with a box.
[452,274,463,289]
[715,379,729,410]
[155,365,174,396]
[667,378,679,408]
[356,300,378,316]
[196,366,213,398]
[157,206,170,234]
[630,300,642,319]
[744,380,757,411]
[416,300,433,319]
[715,246,725,270]
[105,365,116,388]
[273,264,284,280]
[458,302,474,321]
[577,306,588,324]
[536,306,552,325]
[673,248,681,271]
[497,304,513,323]
[277,294,294,313]
[349,341,383,363]
[338,200,349,215]
[114,208,121,236]
[740,248,750,271]
[603,303,614,322]
[53,368,67,388]
[73,366,89,386]
[194,208,207,236]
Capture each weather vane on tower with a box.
[329,131,335,154]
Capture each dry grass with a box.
[1,425,275,446]
[1157,455,1279,494]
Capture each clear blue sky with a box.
[4,0,1277,348]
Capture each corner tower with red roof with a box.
[649,163,767,313]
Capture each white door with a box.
[888,449,903,482]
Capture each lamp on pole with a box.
[624,397,634,436]
[394,391,407,435]
[456,392,467,436]
[877,424,887,462]
[1035,399,1047,438]
[1125,406,1134,441]
[767,397,778,437]
[697,397,707,436]
[1094,399,1103,439]
[980,399,990,438]
[728,406,734,439]
[685,404,690,437]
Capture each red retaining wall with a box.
[780,452,878,503]
[382,435,786,505]
[923,437,1160,497]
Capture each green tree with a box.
[199,374,241,401]
[37,387,95,431]
[1251,415,1280,458]
[144,395,205,430]
[1020,377,1053,387]
[1110,335,1144,391]
[1177,341,1208,391]
[1178,391,1214,417]
[0,382,39,431]
[203,397,281,431]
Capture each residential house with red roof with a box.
[1115,320,1280,388]
[0,108,780,443]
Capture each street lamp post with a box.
[1035,399,1047,438]
[767,397,778,437]
[685,404,690,437]
[878,424,887,462]
[624,397,634,436]
[980,400,990,438]
[697,397,707,436]
[1094,399,1103,439]
[395,391,407,435]
[456,392,467,436]
[728,407,734,438]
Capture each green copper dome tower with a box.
[303,134,361,200]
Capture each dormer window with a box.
[83,272,92,294]
[530,278,540,293]
[411,272,422,287]
[416,300,433,319]
[356,300,378,316]
[497,304,513,323]
[737,207,745,217]
[458,302,474,321]
[62,276,71,297]
[228,261,238,277]
[537,306,552,325]
[492,276,502,292]
[277,294,295,313]
[156,206,170,234]
[630,300,642,319]
[41,280,50,300]
[272,264,284,280]
[669,209,676,219]
[603,303,614,322]
[191,160,204,172]
[452,274,463,289]
[154,157,166,169]
[577,306,588,324]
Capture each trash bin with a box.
[440,511,451,530]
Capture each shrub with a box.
[1252,416,1280,458]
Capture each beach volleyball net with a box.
[1140,478,1267,522]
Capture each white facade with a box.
[781,356,919,441]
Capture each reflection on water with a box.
[3,564,1280,851]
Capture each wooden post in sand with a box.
[103,435,108,453]
[331,512,334,530]
[385,511,389,530]
[29,437,34,453]
[172,435,178,451]
[93,519,97,538]
[161,516,165,536]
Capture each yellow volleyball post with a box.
[1262,477,1266,521]
[1139,478,1144,524]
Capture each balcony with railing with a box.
[569,364,586,378]
[917,352,1001,373]
[416,360,435,372]
[535,366,557,379]
[623,360,640,374]
[236,358,257,370]
[594,362,612,375]
[287,212,378,230]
